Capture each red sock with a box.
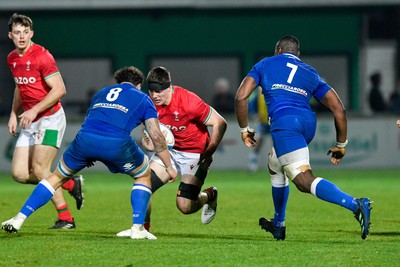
[204,188,215,202]
[61,179,75,192]
[144,222,151,231]
[56,204,73,222]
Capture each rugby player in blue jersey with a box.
[235,35,372,240]
[2,66,177,240]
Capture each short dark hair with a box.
[276,35,300,54]
[8,13,33,32]
[113,66,144,86]
[146,66,171,84]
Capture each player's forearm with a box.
[208,121,227,154]
[235,99,250,128]
[334,113,347,143]
[10,87,22,115]
[155,149,173,169]
[30,87,66,114]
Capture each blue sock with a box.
[311,177,358,212]
[272,185,289,227]
[20,180,55,217]
[131,183,152,225]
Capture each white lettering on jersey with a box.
[14,77,37,84]
[92,102,129,113]
[271,83,307,97]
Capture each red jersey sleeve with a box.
[185,90,212,124]
[38,47,59,79]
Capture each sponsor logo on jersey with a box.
[93,102,129,113]
[169,125,186,132]
[14,76,37,84]
[271,83,307,97]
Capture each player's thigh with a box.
[150,161,173,184]
[31,144,58,177]
[11,146,32,180]
[34,108,66,149]
[181,173,203,187]
[279,147,311,180]
[102,139,147,176]
[271,115,314,157]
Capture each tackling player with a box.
[235,35,372,240]
[117,66,227,236]
[6,13,83,229]
[2,66,177,240]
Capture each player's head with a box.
[274,35,300,56]
[8,13,34,53]
[8,13,33,32]
[146,66,173,106]
[113,66,144,88]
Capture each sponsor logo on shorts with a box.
[123,163,133,171]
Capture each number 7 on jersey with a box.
[286,63,298,84]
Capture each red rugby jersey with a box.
[156,86,212,153]
[8,43,62,120]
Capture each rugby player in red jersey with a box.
[117,66,227,236]
[6,13,83,229]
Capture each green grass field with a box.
[0,169,399,266]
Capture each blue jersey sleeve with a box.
[141,96,158,121]
[247,60,264,86]
[312,76,331,101]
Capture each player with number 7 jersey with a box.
[251,51,330,120]
[235,35,371,240]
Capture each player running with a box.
[116,66,227,237]
[235,35,372,240]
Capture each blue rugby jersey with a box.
[247,53,331,119]
[81,82,158,137]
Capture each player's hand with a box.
[397,119,400,128]
[8,115,18,136]
[18,109,38,129]
[165,167,178,183]
[327,146,346,165]
[241,128,257,147]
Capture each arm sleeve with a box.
[313,76,332,101]
[186,91,212,124]
[38,49,60,79]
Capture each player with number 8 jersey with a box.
[1,66,177,239]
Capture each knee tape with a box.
[268,147,281,174]
[268,148,289,187]
[177,182,201,201]
[150,169,165,193]
[283,159,311,180]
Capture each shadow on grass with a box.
[3,227,398,242]
[370,231,400,237]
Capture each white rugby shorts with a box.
[151,149,200,176]
[16,107,66,148]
